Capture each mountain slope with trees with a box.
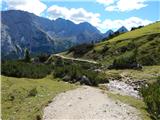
[63,22,160,66]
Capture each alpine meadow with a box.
[1,0,160,120]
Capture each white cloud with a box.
[97,0,148,12]
[47,5,152,32]
[3,1,153,32]
[100,17,152,31]
[47,5,101,27]
[4,0,47,15]
[47,6,152,32]
[96,0,115,6]
[105,6,116,11]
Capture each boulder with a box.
[80,75,92,85]
[62,75,71,82]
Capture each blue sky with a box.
[1,0,160,32]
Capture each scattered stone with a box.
[94,69,102,72]
[78,97,82,100]
[68,104,72,107]
[62,75,71,82]
[107,80,141,98]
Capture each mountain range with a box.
[1,10,128,59]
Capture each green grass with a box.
[1,60,53,79]
[97,33,160,66]
[105,66,160,83]
[1,75,76,120]
[99,22,160,44]
[107,92,151,120]
[140,77,160,120]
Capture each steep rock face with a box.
[1,10,55,59]
[1,10,103,59]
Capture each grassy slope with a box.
[63,22,160,66]
[1,75,76,120]
[99,21,160,43]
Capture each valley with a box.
[1,8,160,120]
[1,53,160,120]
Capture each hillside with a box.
[63,22,160,66]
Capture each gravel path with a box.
[54,54,98,64]
[43,86,141,120]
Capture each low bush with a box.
[1,61,53,78]
[28,88,38,97]
[131,26,144,31]
[139,54,156,66]
[101,45,109,53]
[68,43,94,57]
[141,77,160,120]
[53,63,109,86]
[37,54,50,63]
[108,51,142,69]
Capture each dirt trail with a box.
[54,54,98,64]
[43,86,141,120]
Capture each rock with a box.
[134,87,138,90]
[107,80,141,98]
[78,97,82,100]
[80,75,92,85]
[62,75,71,82]
[94,69,102,72]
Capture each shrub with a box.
[54,64,82,79]
[95,72,109,84]
[28,88,38,97]
[36,115,41,120]
[24,48,31,62]
[54,67,65,78]
[118,46,128,53]
[131,26,144,31]
[68,43,94,57]
[101,45,109,53]
[37,54,50,63]
[54,57,64,66]
[141,77,160,120]
[109,50,142,69]
[1,61,53,78]
[127,41,136,50]
[83,70,98,86]
[139,54,156,66]
[53,63,109,86]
